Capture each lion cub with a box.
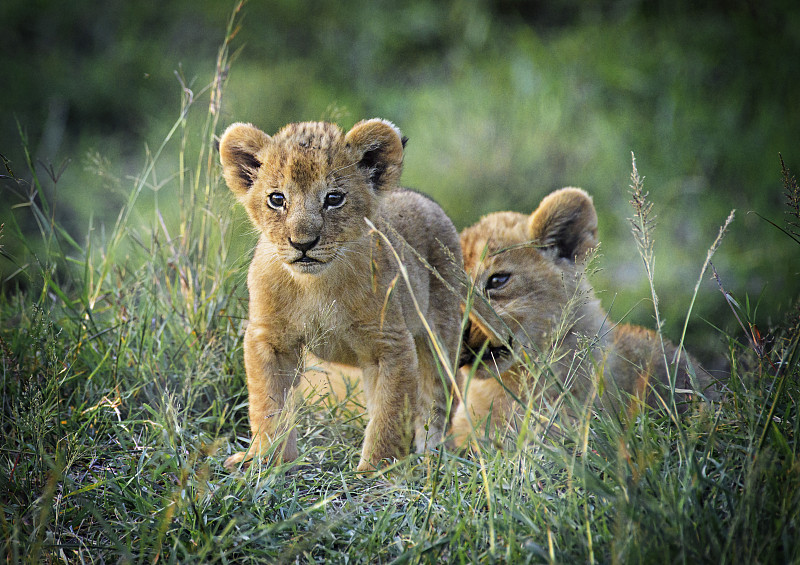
[219,119,462,472]
[452,187,714,445]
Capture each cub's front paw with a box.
[223,451,251,471]
[356,455,396,476]
[223,440,300,472]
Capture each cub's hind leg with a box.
[413,337,449,452]
[416,237,463,452]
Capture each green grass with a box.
[2,6,800,564]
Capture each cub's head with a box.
[460,187,599,376]
[219,119,405,275]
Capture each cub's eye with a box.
[324,191,346,209]
[267,192,285,210]
[485,272,511,291]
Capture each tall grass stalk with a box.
[627,152,681,417]
[673,209,734,395]
[364,218,499,555]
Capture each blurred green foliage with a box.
[2,0,799,362]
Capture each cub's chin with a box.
[287,257,330,275]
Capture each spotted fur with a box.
[219,119,462,472]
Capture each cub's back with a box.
[378,189,462,262]
[609,324,717,406]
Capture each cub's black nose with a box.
[288,236,320,253]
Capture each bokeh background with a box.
[2,0,799,365]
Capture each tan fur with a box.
[301,354,363,409]
[452,187,715,446]
[219,119,462,472]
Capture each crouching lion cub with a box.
[219,119,462,472]
[452,187,715,445]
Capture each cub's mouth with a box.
[287,253,329,274]
[459,337,513,377]
[458,313,515,377]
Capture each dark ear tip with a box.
[214,137,220,153]
[401,136,409,148]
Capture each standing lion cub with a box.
[219,119,462,472]
[452,187,715,445]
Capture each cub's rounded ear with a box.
[528,187,598,262]
[219,123,271,198]
[344,118,404,191]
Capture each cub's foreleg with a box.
[224,324,301,469]
[450,376,512,448]
[357,332,418,473]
